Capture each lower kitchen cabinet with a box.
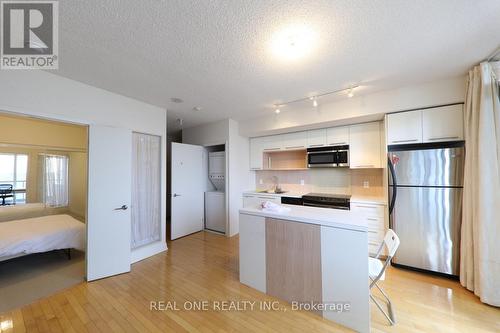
[350,202,387,256]
[242,194,281,207]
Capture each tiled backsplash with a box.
[255,168,385,197]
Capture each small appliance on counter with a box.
[281,193,351,210]
[205,151,225,233]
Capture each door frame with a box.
[169,141,229,238]
[0,108,168,277]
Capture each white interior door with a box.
[87,125,132,281]
[171,142,205,240]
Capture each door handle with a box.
[173,193,181,197]
[114,205,128,211]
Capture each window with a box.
[42,154,69,207]
[0,153,28,204]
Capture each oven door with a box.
[307,151,337,167]
[336,149,349,167]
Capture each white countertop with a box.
[243,190,387,205]
[243,190,304,198]
[350,195,387,205]
[239,204,367,232]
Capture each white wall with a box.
[240,76,466,137]
[182,119,250,237]
[182,119,230,146]
[0,70,168,263]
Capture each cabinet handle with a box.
[263,148,280,151]
[391,139,418,143]
[428,136,459,141]
[367,217,379,221]
[328,142,347,145]
[355,205,377,209]
[257,196,273,199]
[308,144,324,147]
[285,146,304,149]
[353,165,375,168]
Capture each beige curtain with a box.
[461,62,500,306]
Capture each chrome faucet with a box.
[271,176,282,193]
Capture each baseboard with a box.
[131,241,168,264]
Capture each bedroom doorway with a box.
[0,112,88,312]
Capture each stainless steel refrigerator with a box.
[388,142,465,276]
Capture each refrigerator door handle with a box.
[388,156,397,216]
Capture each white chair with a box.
[369,229,400,325]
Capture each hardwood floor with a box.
[1,231,499,332]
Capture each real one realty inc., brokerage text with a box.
[150,300,351,313]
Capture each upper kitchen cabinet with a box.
[250,137,266,170]
[306,129,327,147]
[326,126,349,146]
[261,135,283,152]
[422,104,463,143]
[387,105,464,145]
[386,110,422,145]
[282,131,307,150]
[349,122,382,168]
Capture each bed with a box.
[0,214,85,262]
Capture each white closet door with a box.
[87,125,132,281]
[131,133,161,249]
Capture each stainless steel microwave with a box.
[307,145,349,168]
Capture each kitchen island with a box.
[239,204,369,333]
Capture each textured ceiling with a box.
[55,0,500,134]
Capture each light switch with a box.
[259,179,263,185]
[300,179,305,186]
[363,181,369,188]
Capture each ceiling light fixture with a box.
[312,97,318,108]
[170,97,184,103]
[270,24,317,62]
[193,106,203,111]
[347,87,354,98]
[272,85,359,114]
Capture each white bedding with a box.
[0,214,85,260]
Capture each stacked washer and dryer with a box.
[205,151,226,233]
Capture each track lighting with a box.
[272,85,359,114]
[347,88,354,98]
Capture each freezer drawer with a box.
[391,186,462,275]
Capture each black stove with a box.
[281,193,351,210]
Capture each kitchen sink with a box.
[256,190,288,194]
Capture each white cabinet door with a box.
[423,104,463,142]
[350,202,386,256]
[387,110,422,145]
[307,129,327,147]
[239,214,266,292]
[262,135,283,152]
[349,122,382,168]
[242,194,280,207]
[250,137,265,170]
[282,132,307,150]
[326,126,349,146]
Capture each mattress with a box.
[0,214,85,260]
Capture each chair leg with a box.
[370,281,396,325]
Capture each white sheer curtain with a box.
[131,133,161,249]
[42,154,69,207]
[461,61,500,306]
